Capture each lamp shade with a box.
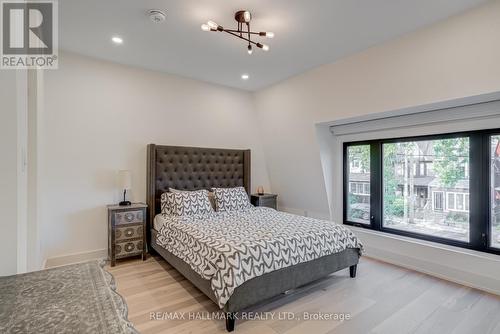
[118,170,132,190]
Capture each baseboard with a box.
[351,227,500,296]
[44,249,107,268]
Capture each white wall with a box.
[254,0,500,218]
[0,69,29,275]
[42,52,270,261]
[0,71,19,275]
[27,70,44,271]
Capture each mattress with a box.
[154,207,362,308]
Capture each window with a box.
[491,135,500,249]
[446,192,469,212]
[433,191,444,211]
[344,130,500,255]
[349,182,370,195]
[346,145,370,225]
[382,138,469,243]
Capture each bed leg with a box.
[226,312,236,332]
[349,264,357,278]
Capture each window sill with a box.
[350,226,500,261]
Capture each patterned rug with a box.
[0,261,138,334]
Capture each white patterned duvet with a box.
[155,207,362,308]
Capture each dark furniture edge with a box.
[146,144,156,250]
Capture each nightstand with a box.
[107,203,147,267]
[251,193,278,209]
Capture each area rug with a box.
[0,261,138,334]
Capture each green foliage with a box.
[383,143,406,218]
[446,211,468,223]
[348,145,370,172]
[433,138,469,188]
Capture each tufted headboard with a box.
[146,144,251,243]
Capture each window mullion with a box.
[370,142,382,230]
[469,133,486,250]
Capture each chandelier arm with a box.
[247,23,251,44]
[223,30,261,46]
[224,29,264,36]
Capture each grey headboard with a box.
[146,144,251,243]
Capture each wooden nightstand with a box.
[107,203,147,267]
[251,193,278,209]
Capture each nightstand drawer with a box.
[251,194,278,209]
[114,210,143,225]
[115,240,143,259]
[259,198,276,208]
[115,224,143,241]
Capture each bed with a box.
[146,144,362,332]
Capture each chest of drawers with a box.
[107,203,147,266]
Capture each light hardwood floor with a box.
[107,256,500,334]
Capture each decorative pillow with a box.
[213,187,251,212]
[161,189,213,216]
[169,188,217,210]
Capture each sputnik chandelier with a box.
[201,10,274,54]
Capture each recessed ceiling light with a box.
[111,36,123,45]
[241,74,249,80]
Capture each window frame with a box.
[348,182,370,196]
[344,143,373,225]
[446,192,469,212]
[343,129,500,256]
[432,191,444,211]
[488,133,500,250]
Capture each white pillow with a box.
[213,187,251,212]
[169,188,216,210]
[161,189,213,216]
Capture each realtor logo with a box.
[1,0,58,69]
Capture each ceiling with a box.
[60,0,488,91]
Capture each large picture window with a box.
[344,130,499,255]
[382,138,470,242]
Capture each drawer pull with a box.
[124,242,135,252]
[115,210,143,225]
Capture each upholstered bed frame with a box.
[146,144,359,332]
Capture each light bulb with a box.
[247,45,253,55]
[262,44,269,51]
[266,32,274,38]
[241,74,249,80]
[201,24,210,31]
[207,21,218,29]
[111,36,123,44]
[243,11,251,23]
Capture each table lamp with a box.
[118,170,132,206]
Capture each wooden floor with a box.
[107,255,500,334]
